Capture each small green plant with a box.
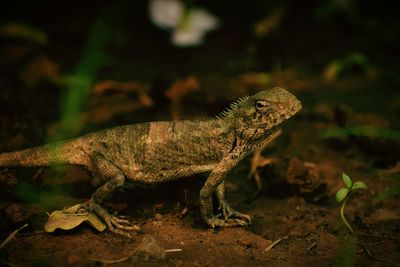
[335,173,368,233]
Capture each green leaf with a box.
[352,181,367,191]
[336,188,350,202]
[342,173,352,188]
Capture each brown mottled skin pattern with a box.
[0,87,301,237]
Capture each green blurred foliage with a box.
[57,18,111,139]
[320,127,400,141]
[314,0,354,20]
[376,172,400,200]
[14,182,79,210]
[323,52,375,81]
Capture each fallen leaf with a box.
[44,204,106,233]
[165,75,200,119]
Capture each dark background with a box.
[0,1,399,266]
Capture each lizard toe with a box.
[111,216,132,225]
[108,226,132,238]
[206,216,225,228]
[88,200,141,236]
[110,216,141,231]
[218,201,251,224]
[222,218,249,227]
[206,216,250,228]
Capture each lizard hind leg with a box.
[86,152,140,237]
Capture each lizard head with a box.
[247,87,302,129]
[218,87,301,146]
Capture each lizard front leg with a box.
[216,182,251,224]
[200,157,249,228]
[82,152,140,237]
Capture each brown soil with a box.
[1,2,399,266]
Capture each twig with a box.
[89,256,129,265]
[264,236,288,253]
[0,224,28,250]
[357,232,388,239]
[89,246,139,265]
[306,241,317,252]
[165,248,183,253]
[31,167,45,181]
[90,247,182,264]
[15,230,45,237]
[359,240,390,264]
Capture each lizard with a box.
[0,87,301,237]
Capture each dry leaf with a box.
[44,204,106,233]
[165,75,200,120]
[0,23,47,44]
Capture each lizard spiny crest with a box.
[216,95,250,119]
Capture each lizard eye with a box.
[255,100,269,112]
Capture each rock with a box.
[0,172,17,189]
[4,203,32,224]
[259,158,327,202]
[286,158,327,202]
[131,234,166,265]
[371,208,400,221]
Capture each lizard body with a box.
[0,87,301,236]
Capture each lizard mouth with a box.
[283,100,302,119]
[289,100,302,117]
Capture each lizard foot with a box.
[206,216,249,228]
[218,200,251,225]
[80,201,141,238]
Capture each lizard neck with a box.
[207,118,237,153]
[218,114,281,157]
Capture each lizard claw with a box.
[86,201,141,237]
[105,215,141,238]
[218,201,251,225]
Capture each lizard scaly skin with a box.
[0,87,301,236]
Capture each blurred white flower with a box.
[149,0,182,29]
[149,0,219,47]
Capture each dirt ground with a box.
[1,78,399,266]
[1,1,400,266]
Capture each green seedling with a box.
[335,173,367,233]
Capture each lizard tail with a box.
[0,141,86,167]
